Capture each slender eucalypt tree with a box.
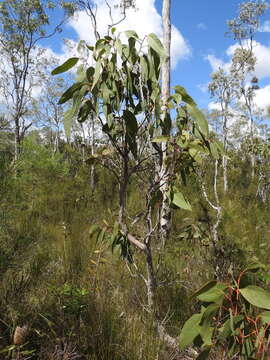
[228,0,269,178]
[208,69,239,194]
[53,27,217,352]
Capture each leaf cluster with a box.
[180,264,270,359]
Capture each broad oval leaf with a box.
[172,191,192,211]
[52,57,79,75]
[197,283,227,304]
[190,281,217,300]
[239,286,270,310]
[179,313,202,350]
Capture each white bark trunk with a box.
[159,0,172,246]
[90,118,95,189]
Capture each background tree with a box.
[228,0,269,178]
[0,0,74,160]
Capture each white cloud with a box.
[258,20,270,32]
[254,85,270,109]
[205,54,230,73]
[207,41,270,80]
[197,83,208,93]
[208,101,222,111]
[206,41,270,112]
[68,0,191,68]
[226,42,270,79]
[197,23,207,31]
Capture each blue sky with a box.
[43,0,270,112]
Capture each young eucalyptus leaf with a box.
[174,85,196,106]
[124,30,139,39]
[58,82,83,105]
[260,311,270,324]
[172,191,192,211]
[92,59,102,90]
[147,33,167,59]
[123,110,138,135]
[239,286,270,310]
[196,284,227,304]
[179,313,202,350]
[52,57,79,75]
[190,282,218,300]
[186,104,209,137]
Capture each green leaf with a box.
[179,313,202,350]
[197,284,227,304]
[140,55,149,79]
[92,59,102,90]
[174,86,196,106]
[260,311,270,323]
[58,82,83,105]
[76,64,85,82]
[63,94,82,138]
[170,93,182,105]
[218,315,244,341]
[200,324,213,347]
[187,104,209,137]
[201,303,219,324]
[78,100,92,123]
[124,30,139,39]
[86,67,95,81]
[147,33,167,58]
[243,262,266,273]
[190,281,217,300]
[209,143,219,160]
[89,224,101,237]
[52,57,79,75]
[199,304,219,347]
[115,38,123,57]
[123,110,138,135]
[172,191,192,211]
[240,286,270,310]
[63,109,74,139]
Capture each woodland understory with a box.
[0,0,270,359]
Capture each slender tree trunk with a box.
[14,118,21,161]
[159,0,171,246]
[222,103,229,193]
[90,117,95,189]
[249,116,255,179]
[222,156,228,193]
[119,153,129,225]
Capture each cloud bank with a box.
[68,0,191,68]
